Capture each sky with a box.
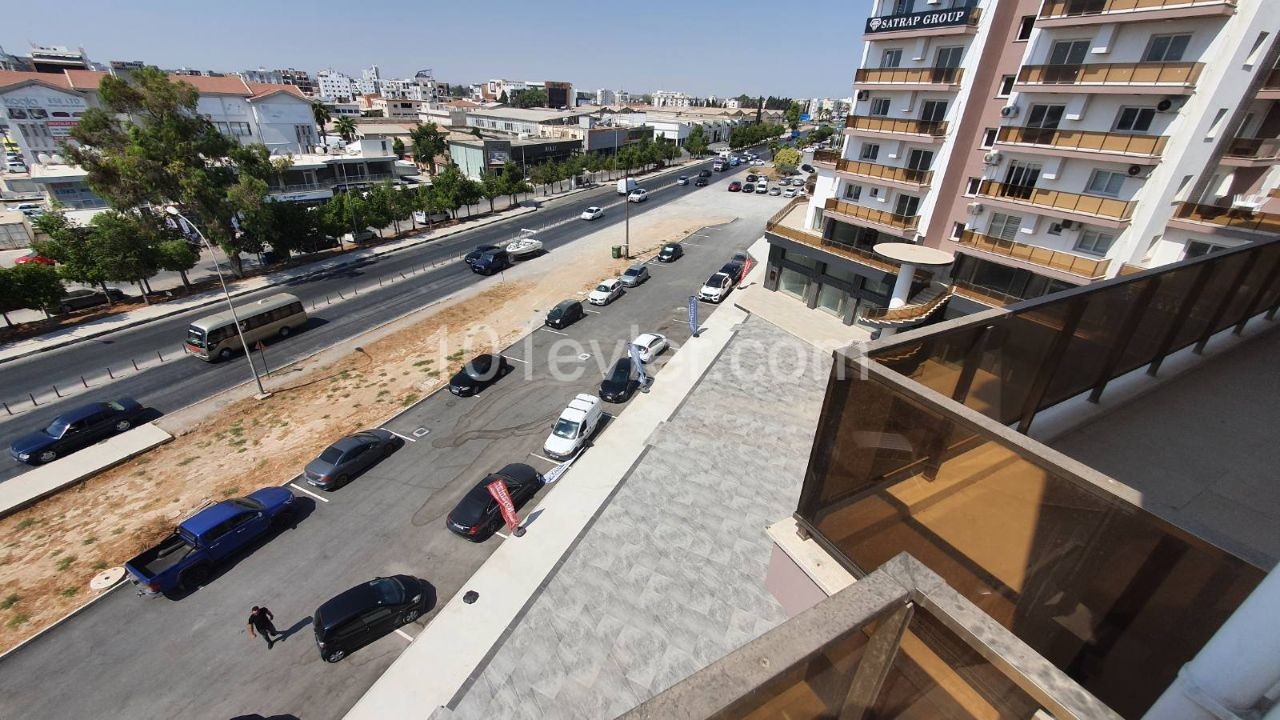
[3,0,872,99]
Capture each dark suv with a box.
[313,575,431,662]
[470,250,512,276]
[545,299,585,329]
[446,464,545,541]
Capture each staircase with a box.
[859,283,952,329]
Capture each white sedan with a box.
[581,206,604,221]
[588,278,624,306]
[630,333,669,363]
[628,189,649,203]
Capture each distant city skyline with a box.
[2,0,872,99]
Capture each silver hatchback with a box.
[619,264,650,287]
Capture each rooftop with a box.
[0,69,306,100]
[466,106,593,122]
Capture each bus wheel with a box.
[218,348,234,361]
[278,326,291,338]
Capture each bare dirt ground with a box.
[0,200,731,653]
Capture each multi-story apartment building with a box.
[357,65,381,96]
[653,90,693,108]
[237,67,283,85]
[316,69,358,102]
[764,0,1279,328]
[276,68,317,97]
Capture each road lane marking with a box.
[395,629,414,641]
[386,429,417,443]
[528,452,560,464]
[494,531,509,539]
[539,327,567,336]
[583,309,601,314]
[502,355,528,364]
[290,483,330,503]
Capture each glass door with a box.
[1025,105,1065,144]
[1002,161,1041,200]
[906,150,933,183]
[933,47,963,83]
[1046,40,1090,83]
[894,194,921,220]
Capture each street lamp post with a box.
[164,206,268,397]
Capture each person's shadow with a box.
[277,616,313,642]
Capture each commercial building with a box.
[462,106,596,137]
[544,81,573,109]
[447,135,582,179]
[595,88,618,106]
[266,137,403,203]
[652,90,693,109]
[766,0,1280,330]
[26,45,92,74]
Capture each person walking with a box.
[247,606,284,649]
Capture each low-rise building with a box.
[448,134,583,180]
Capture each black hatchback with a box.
[449,354,512,396]
[446,463,545,541]
[545,299,585,329]
[657,243,684,263]
[313,575,430,662]
[599,357,640,403]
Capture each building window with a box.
[1115,107,1155,133]
[1185,241,1223,259]
[1017,16,1035,41]
[921,100,948,123]
[860,143,880,161]
[952,222,966,239]
[966,178,981,195]
[845,184,862,201]
[1207,108,1229,139]
[880,49,903,69]
[981,128,998,148]
[989,212,1023,241]
[869,98,891,117]
[1145,34,1191,63]
[997,75,1015,97]
[869,187,882,199]
[1085,170,1126,197]
[888,0,910,15]
[1077,230,1115,255]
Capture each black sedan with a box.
[694,177,708,187]
[464,244,503,266]
[599,357,640,403]
[545,299,585,329]
[657,243,684,263]
[303,429,400,490]
[446,463,545,541]
[9,397,145,465]
[449,353,513,396]
[314,575,431,662]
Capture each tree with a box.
[497,90,509,104]
[500,161,531,207]
[481,172,504,213]
[774,147,802,175]
[684,124,709,158]
[0,263,64,326]
[785,102,801,132]
[767,138,781,156]
[392,137,406,159]
[458,176,483,217]
[334,116,357,143]
[155,239,199,290]
[32,209,114,302]
[511,88,548,109]
[409,122,446,175]
[312,101,331,146]
[756,97,764,124]
[431,165,465,218]
[88,210,164,302]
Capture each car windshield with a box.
[44,417,70,438]
[186,327,207,349]
[370,577,404,605]
[465,356,492,379]
[319,446,344,464]
[553,418,581,439]
[624,268,640,277]
[608,360,632,383]
[596,284,611,293]
[661,246,674,254]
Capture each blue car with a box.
[9,397,145,465]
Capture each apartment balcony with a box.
[813,151,933,189]
[764,198,903,274]
[862,6,982,38]
[854,66,964,92]
[995,126,1166,164]
[1220,137,1280,167]
[975,179,1135,227]
[1037,0,1236,28]
[824,197,920,240]
[844,115,948,143]
[1168,201,1280,238]
[954,229,1111,280]
[1259,68,1280,100]
[1014,62,1203,95]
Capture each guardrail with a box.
[854,67,963,85]
[996,126,1166,157]
[957,229,1111,279]
[976,179,1135,221]
[824,198,920,232]
[1174,202,1280,233]
[845,115,949,137]
[1016,61,1202,87]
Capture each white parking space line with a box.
[494,530,509,540]
[386,429,417,443]
[289,483,330,503]
[527,452,560,465]
[395,628,415,641]
[583,309,601,314]
[538,327,567,336]
[502,355,528,364]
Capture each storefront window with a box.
[779,267,809,299]
[817,284,846,317]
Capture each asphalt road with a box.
[0,203,777,719]
[0,151,775,483]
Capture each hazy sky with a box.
[3,0,871,99]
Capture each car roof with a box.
[315,580,382,631]
[182,497,254,535]
[624,265,644,273]
[329,434,368,453]
[59,401,110,423]
[598,278,619,286]
[634,333,661,344]
[553,299,580,311]
[708,272,730,283]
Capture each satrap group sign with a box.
[864,7,973,34]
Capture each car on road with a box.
[314,575,431,662]
[729,157,740,167]
[125,487,296,596]
[580,206,604,221]
[769,187,781,196]
[694,177,708,186]
[617,178,638,195]
[543,393,604,459]
[304,429,400,490]
[697,169,712,178]
[545,299,586,329]
[470,249,513,276]
[676,175,689,186]
[755,183,768,194]
[599,357,641,403]
[631,333,669,363]
[728,181,741,192]
[699,272,734,303]
[446,463,545,541]
[753,159,766,166]
[449,353,512,397]
[745,174,758,184]
[464,244,503,266]
[784,188,797,198]
[10,397,145,465]
[46,287,130,315]
[657,243,684,263]
[742,183,755,194]
[588,278,624,306]
[619,264,650,288]
[628,188,648,203]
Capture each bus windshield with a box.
[186,327,207,348]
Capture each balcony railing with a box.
[1261,67,1280,90]
[950,278,1022,306]
[764,198,903,274]
[845,115,949,137]
[1224,137,1280,160]
[824,197,920,232]
[957,229,1111,279]
[1039,0,1235,18]
[996,126,1166,157]
[812,149,839,167]
[854,67,963,85]
[976,179,1136,220]
[1016,62,1203,87]
[270,172,394,194]
[1174,202,1280,233]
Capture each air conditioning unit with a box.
[983,151,1002,165]
[967,202,985,214]
[856,90,870,101]
[1127,164,1144,177]
[1156,96,1187,113]
[1000,104,1020,118]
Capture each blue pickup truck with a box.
[125,487,296,596]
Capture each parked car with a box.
[657,243,684,263]
[124,487,296,596]
[543,394,604,459]
[619,264,650,288]
[314,575,431,662]
[464,244,503,266]
[694,177,708,187]
[676,175,689,186]
[697,169,712,178]
[628,188,649,203]
[728,181,742,192]
[745,174,758,184]
[446,463,545,541]
[304,429,400,490]
[10,398,145,465]
[580,206,604,221]
[699,272,734,303]
[348,228,378,244]
[470,250,513,276]
[800,163,816,174]
[755,183,768,194]
[47,287,130,315]
[298,235,342,254]
[588,278,624,306]
[600,357,641,403]
[769,187,782,196]
[413,210,450,225]
[752,159,766,166]
[777,177,789,186]
[449,353,512,397]
[783,188,797,198]
[631,333,669,363]
[545,299,585,329]
[741,183,755,194]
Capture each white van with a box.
[543,394,604,459]
[616,178,638,195]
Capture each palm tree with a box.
[312,101,331,147]
[334,117,357,144]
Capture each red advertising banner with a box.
[738,256,756,287]
[486,480,521,532]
